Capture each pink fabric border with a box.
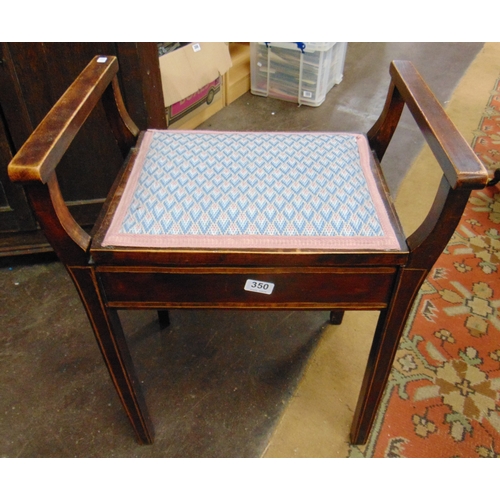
[102,130,401,251]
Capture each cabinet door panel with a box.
[0,108,37,232]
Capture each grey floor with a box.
[0,42,484,457]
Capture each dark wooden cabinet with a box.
[0,42,166,256]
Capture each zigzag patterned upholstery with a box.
[103,130,401,251]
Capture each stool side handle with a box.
[8,55,121,184]
[369,60,488,190]
[389,59,488,190]
[7,55,138,265]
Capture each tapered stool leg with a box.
[68,266,154,444]
[350,268,426,445]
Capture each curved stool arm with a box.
[8,55,139,265]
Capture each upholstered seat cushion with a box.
[102,130,401,250]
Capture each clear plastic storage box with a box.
[250,42,347,106]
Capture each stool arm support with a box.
[406,175,471,269]
[369,60,489,268]
[390,61,489,266]
[102,74,140,157]
[8,55,133,184]
[389,60,487,190]
[23,174,91,265]
[369,60,488,190]
[367,80,405,161]
[7,55,139,265]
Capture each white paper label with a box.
[302,90,313,98]
[192,43,201,52]
[244,279,275,295]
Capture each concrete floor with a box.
[0,42,484,457]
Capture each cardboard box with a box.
[159,42,232,129]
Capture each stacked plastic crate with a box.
[250,42,347,106]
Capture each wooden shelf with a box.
[225,42,251,105]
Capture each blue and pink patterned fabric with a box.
[102,130,401,250]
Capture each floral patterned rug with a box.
[349,75,500,458]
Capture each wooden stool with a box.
[8,56,488,445]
